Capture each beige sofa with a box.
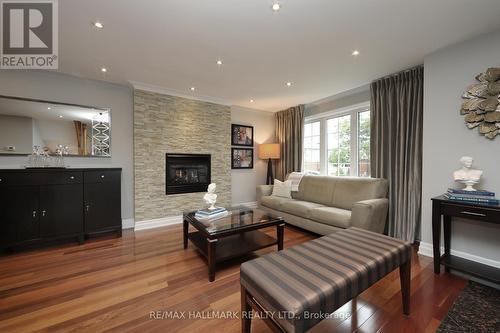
[257,175,389,235]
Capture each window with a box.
[357,110,371,177]
[327,115,351,176]
[303,104,370,177]
[303,121,320,173]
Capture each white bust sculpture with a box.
[203,183,218,210]
[453,156,483,191]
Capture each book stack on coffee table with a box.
[444,188,499,205]
[195,207,230,221]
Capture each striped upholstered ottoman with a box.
[240,227,412,333]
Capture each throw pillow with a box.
[271,179,292,198]
[287,172,304,192]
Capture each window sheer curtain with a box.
[370,67,423,242]
[275,105,305,181]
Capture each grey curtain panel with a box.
[275,105,305,181]
[370,66,423,242]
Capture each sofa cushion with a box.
[280,200,325,219]
[331,177,388,210]
[293,176,336,205]
[260,196,293,211]
[310,206,351,229]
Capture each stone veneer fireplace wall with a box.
[134,90,231,222]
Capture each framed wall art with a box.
[231,124,254,147]
[231,148,254,169]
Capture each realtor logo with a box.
[1,0,58,69]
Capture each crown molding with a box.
[129,80,232,106]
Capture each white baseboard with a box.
[134,215,182,231]
[235,201,258,208]
[122,218,135,230]
[418,241,500,269]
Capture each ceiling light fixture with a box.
[47,107,51,110]
[352,50,360,56]
[190,87,196,91]
[216,59,223,65]
[286,82,292,87]
[250,99,254,103]
[101,67,107,73]
[93,22,104,29]
[272,2,281,11]
[58,115,63,118]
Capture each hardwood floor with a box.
[0,225,467,333]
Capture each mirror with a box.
[0,95,111,157]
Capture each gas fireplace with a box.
[165,154,211,195]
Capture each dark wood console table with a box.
[431,195,500,284]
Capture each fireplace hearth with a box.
[166,154,211,195]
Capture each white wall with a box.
[0,70,134,225]
[231,106,275,205]
[421,30,500,267]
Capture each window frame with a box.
[303,101,370,177]
[303,121,321,174]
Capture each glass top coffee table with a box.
[183,207,285,282]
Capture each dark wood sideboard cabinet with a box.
[0,168,122,253]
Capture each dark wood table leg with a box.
[208,238,217,282]
[241,285,252,333]
[432,201,441,274]
[443,215,452,273]
[183,217,188,249]
[277,223,285,251]
[399,258,411,316]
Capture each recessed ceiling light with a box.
[101,67,107,73]
[286,82,292,87]
[352,50,360,56]
[216,59,223,65]
[190,87,196,91]
[58,115,63,118]
[47,107,51,110]
[93,22,104,29]
[272,2,281,11]
[250,99,254,103]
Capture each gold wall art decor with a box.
[461,67,500,139]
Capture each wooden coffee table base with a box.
[183,221,284,282]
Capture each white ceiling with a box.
[58,0,500,111]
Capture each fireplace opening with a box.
[166,154,211,195]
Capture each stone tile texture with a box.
[134,90,231,221]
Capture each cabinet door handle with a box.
[42,210,46,217]
[460,211,486,217]
[33,210,36,218]
[86,204,90,212]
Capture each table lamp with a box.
[259,143,280,185]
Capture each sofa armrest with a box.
[351,198,389,234]
[256,185,274,202]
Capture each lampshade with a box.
[259,143,280,159]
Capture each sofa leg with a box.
[399,258,411,315]
[241,285,252,333]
